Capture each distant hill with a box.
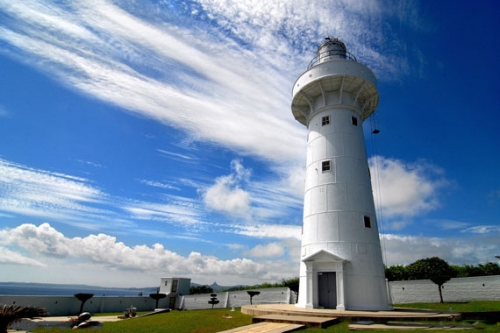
[190,281,247,292]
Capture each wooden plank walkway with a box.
[253,314,338,328]
[217,322,304,333]
[242,304,461,321]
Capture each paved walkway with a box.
[8,315,124,332]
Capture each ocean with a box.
[0,282,157,297]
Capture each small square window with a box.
[352,116,358,126]
[321,160,331,172]
[322,116,330,126]
[364,216,371,228]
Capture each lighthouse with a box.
[292,38,390,310]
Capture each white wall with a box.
[0,287,295,315]
[182,288,293,310]
[0,295,168,316]
[388,275,500,304]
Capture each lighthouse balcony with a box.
[308,49,357,69]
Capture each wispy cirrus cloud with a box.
[462,225,500,234]
[0,158,211,233]
[0,158,110,226]
[139,179,180,191]
[0,0,304,166]
[0,105,9,117]
[0,0,417,169]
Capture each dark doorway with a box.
[318,272,337,308]
[168,296,176,309]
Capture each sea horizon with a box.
[0,281,157,297]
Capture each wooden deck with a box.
[241,304,461,322]
[253,314,338,328]
[217,322,304,333]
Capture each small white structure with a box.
[159,277,191,309]
[291,38,390,311]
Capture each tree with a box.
[190,285,214,295]
[247,291,260,305]
[208,294,219,309]
[406,257,455,303]
[73,293,94,314]
[149,288,167,308]
[385,265,408,281]
[478,262,500,276]
[0,304,48,333]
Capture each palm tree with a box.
[0,304,48,333]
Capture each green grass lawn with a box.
[31,301,500,333]
[394,300,500,312]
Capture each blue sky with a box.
[0,0,499,288]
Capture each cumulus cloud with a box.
[381,233,500,266]
[369,156,447,220]
[0,246,46,267]
[0,223,296,283]
[203,160,251,216]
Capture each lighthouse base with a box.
[296,249,391,311]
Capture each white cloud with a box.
[0,105,9,117]
[203,160,251,216]
[426,219,470,230]
[0,223,297,286]
[246,242,285,258]
[381,233,500,266]
[0,0,305,166]
[139,179,180,191]
[370,156,447,220]
[462,225,500,234]
[0,246,46,267]
[0,158,109,225]
[0,0,416,170]
[230,224,301,240]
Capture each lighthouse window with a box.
[322,116,330,126]
[351,116,358,126]
[364,216,371,228]
[321,160,331,172]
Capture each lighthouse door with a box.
[318,272,337,308]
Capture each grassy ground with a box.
[31,301,500,333]
[394,300,500,312]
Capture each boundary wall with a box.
[388,275,500,304]
[0,287,295,316]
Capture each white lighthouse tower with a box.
[292,38,390,311]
